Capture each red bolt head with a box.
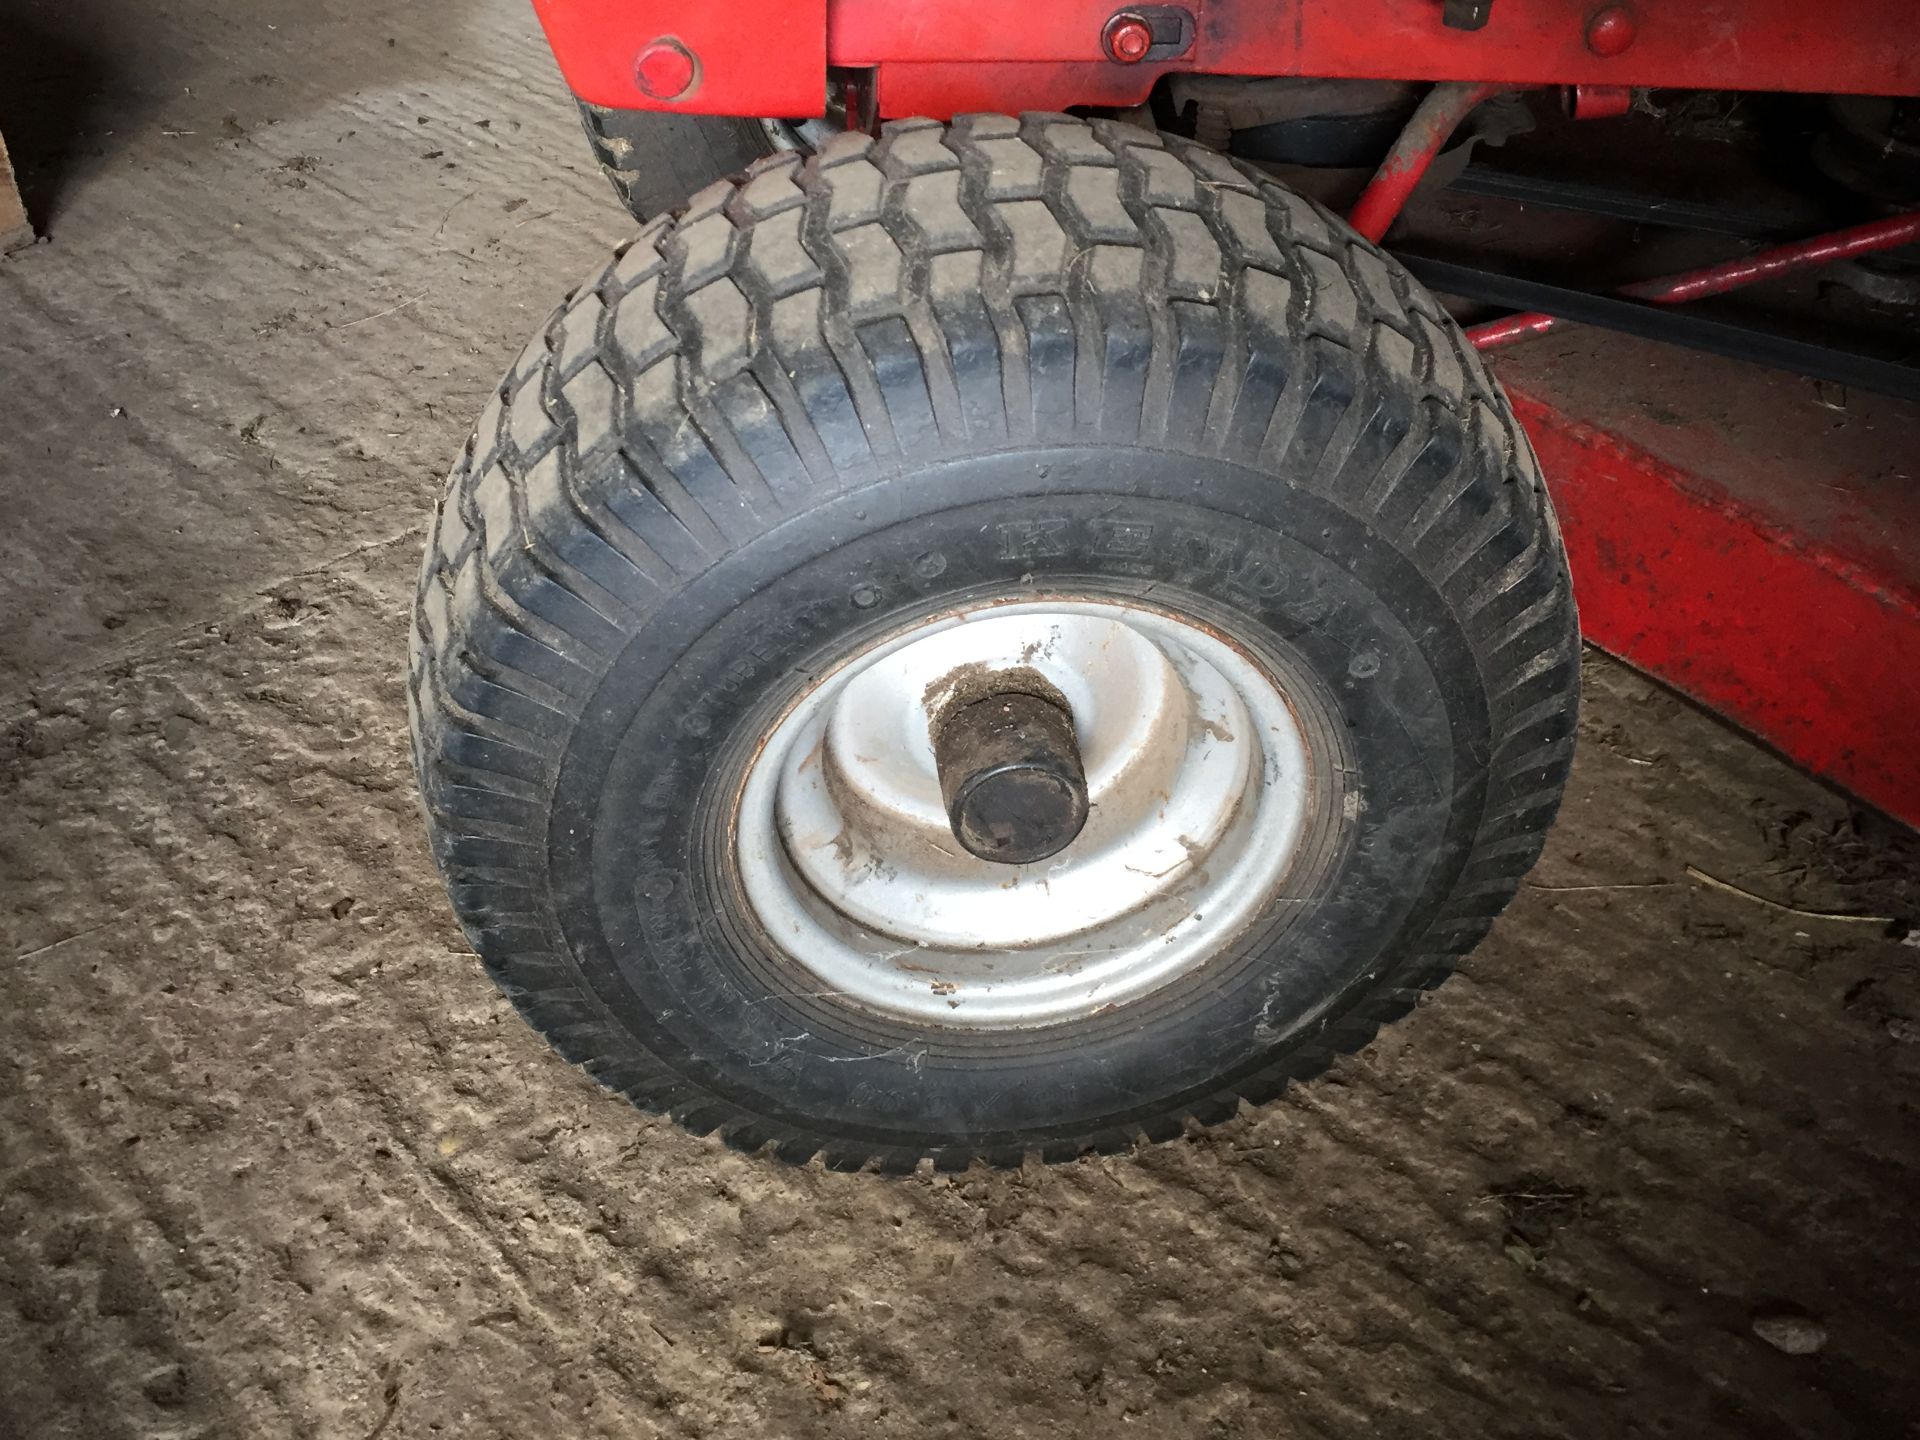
[1585,6,1636,57]
[1104,13,1155,64]
[636,38,697,101]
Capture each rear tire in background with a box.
[410,115,1579,1170]
[578,103,778,220]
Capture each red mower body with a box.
[531,0,1920,121]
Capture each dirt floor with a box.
[4,2,1920,1437]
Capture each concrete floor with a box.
[3,2,1918,1437]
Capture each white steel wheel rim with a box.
[733,599,1318,1029]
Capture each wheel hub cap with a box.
[733,600,1317,1028]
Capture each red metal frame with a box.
[1468,211,1920,348]
[528,0,827,116]
[532,0,1920,119]
[1473,220,1920,828]
[1509,381,1920,829]
[1349,82,1505,243]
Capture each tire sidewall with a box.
[549,443,1491,1150]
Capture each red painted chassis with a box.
[532,0,1919,121]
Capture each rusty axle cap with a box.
[935,691,1090,865]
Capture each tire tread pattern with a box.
[410,115,1579,1169]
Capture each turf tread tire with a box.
[410,114,1579,1170]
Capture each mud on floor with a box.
[3,2,1919,1437]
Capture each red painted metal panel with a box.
[1204,0,1920,95]
[834,0,1920,113]
[528,0,826,114]
[831,2,1171,62]
[534,0,1918,120]
[874,62,1164,118]
[1509,385,1920,829]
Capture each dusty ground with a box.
[4,2,1920,1437]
